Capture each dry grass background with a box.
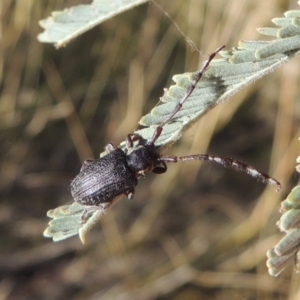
[0,0,300,299]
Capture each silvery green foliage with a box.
[266,183,300,276]
[44,3,300,243]
[266,134,300,276]
[131,7,300,152]
[38,0,149,48]
[43,202,105,243]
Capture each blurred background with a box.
[1,0,300,299]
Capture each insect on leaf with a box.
[44,3,300,243]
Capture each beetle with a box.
[70,45,281,222]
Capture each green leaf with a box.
[266,144,300,277]
[43,202,104,244]
[38,0,149,48]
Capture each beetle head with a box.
[126,144,160,176]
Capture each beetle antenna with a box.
[150,45,225,144]
[160,154,281,191]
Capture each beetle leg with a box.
[105,143,117,153]
[137,170,146,177]
[125,188,135,200]
[152,161,167,174]
[80,202,111,224]
[80,159,94,171]
[126,134,141,150]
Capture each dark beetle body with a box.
[71,149,138,206]
[70,47,226,219]
[71,144,164,209]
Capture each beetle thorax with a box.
[126,144,160,175]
